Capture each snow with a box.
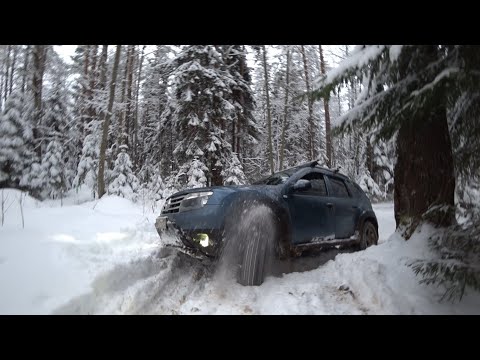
[1,190,479,315]
[389,45,403,62]
[313,45,386,89]
[411,67,459,98]
[0,189,157,314]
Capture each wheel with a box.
[359,220,378,250]
[222,201,278,286]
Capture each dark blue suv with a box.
[155,160,378,286]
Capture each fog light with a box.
[194,233,210,247]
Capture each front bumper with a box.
[155,215,222,258]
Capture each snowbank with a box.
[1,190,479,315]
[0,189,159,314]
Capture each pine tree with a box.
[108,145,140,199]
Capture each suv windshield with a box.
[253,167,299,185]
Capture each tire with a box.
[222,201,278,286]
[358,220,378,250]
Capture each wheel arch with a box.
[220,191,293,255]
[357,210,378,233]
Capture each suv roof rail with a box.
[282,160,347,178]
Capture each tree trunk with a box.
[236,45,247,159]
[33,45,47,106]
[96,45,109,134]
[262,45,274,174]
[125,45,135,150]
[319,45,332,167]
[31,45,48,156]
[117,47,130,150]
[133,45,146,169]
[9,46,18,96]
[394,104,455,233]
[366,138,373,175]
[0,51,3,110]
[80,46,91,138]
[98,45,108,90]
[4,46,10,103]
[21,46,30,94]
[86,45,98,126]
[301,45,316,161]
[279,48,291,170]
[231,112,236,156]
[98,45,122,199]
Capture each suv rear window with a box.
[328,176,350,198]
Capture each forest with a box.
[1,45,479,301]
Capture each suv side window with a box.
[298,172,327,196]
[351,182,365,198]
[327,176,350,198]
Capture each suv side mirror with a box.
[292,179,312,192]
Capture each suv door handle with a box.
[326,203,334,208]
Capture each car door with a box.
[324,175,358,239]
[286,171,335,245]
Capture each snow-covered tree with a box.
[220,45,257,161]
[313,45,480,301]
[40,138,67,199]
[186,158,208,189]
[73,125,99,193]
[138,46,171,181]
[147,171,165,202]
[313,45,456,228]
[171,45,237,186]
[175,157,208,190]
[0,91,35,186]
[222,153,247,185]
[357,170,384,201]
[108,145,139,199]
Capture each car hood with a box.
[167,184,283,204]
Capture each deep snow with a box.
[1,189,479,315]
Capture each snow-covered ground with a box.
[1,189,479,314]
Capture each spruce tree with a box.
[40,138,67,199]
[73,125,99,194]
[171,45,236,186]
[0,91,34,187]
[222,153,247,185]
[108,145,139,199]
[313,45,480,301]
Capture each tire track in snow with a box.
[52,247,213,315]
[52,202,397,314]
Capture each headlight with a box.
[179,191,213,212]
